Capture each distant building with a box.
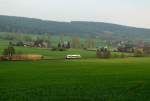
[135,44,150,54]
[117,44,135,53]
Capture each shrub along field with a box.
[0,58,150,101]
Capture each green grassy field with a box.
[0,58,150,101]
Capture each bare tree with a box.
[84,37,96,48]
[71,37,81,48]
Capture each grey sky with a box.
[0,0,150,28]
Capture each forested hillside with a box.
[0,15,150,40]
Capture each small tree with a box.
[66,41,71,49]
[62,43,65,48]
[97,48,111,58]
[3,43,15,56]
[58,43,61,48]
[85,37,96,49]
[71,37,81,48]
[16,41,24,46]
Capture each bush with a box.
[16,41,24,46]
[97,48,111,58]
[51,46,57,51]
[51,47,66,51]
[58,48,66,51]
[134,49,144,57]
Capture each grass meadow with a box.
[0,58,150,101]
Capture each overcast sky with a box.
[0,0,150,28]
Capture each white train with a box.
[66,55,81,59]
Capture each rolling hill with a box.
[0,15,150,41]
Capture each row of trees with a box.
[0,32,97,49]
[0,32,36,42]
[63,37,96,49]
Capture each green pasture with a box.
[0,58,150,101]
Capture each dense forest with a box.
[0,15,150,41]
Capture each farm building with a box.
[117,44,135,53]
[135,46,150,54]
[134,42,150,54]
